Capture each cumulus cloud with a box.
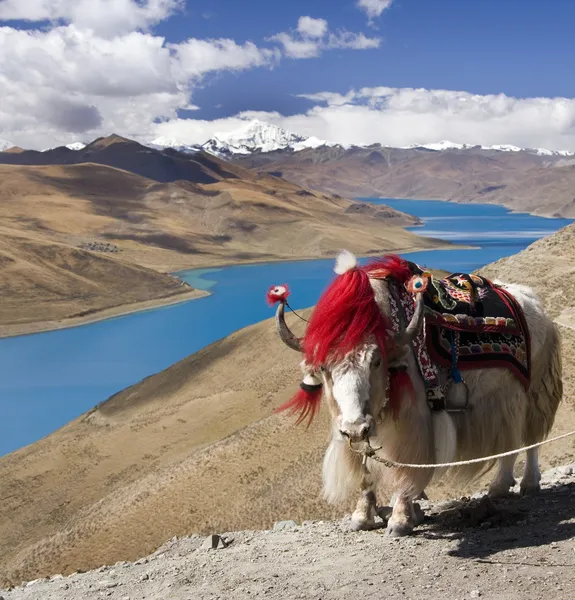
[153,87,575,153]
[0,0,183,37]
[297,16,328,39]
[357,0,393,21]
[0,4,382,149]
[269,17,380,59]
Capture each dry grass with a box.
[1,225,575,586]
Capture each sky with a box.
[2,0,575,150]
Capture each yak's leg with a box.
[350,462,377,531]
[387,493,419,537]
[520,448,541,496]
[488,454,517,497]
[350,489,377,531]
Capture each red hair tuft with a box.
[302,254,413,367]
[275,386,322,428]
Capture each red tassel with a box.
[389,368,415,420]
[266,284,291,306]
[275,387,322,428]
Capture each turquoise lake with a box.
[0,199,571,456]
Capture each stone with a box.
[273,520,299,531]
[202,534,228,550]
[470,591,481,598]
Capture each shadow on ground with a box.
[417,482,575,562]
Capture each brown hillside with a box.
[0,141,449,334]
[0,229,574,586]
[235,145,575,218]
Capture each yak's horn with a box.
[394,291,425,347]
[275,301,303,352]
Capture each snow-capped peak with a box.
[66,142,86,151]
[201,119,329,157]
[404,140,575,157]
[0,138,15,152]
[147,137,201,154]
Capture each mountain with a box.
[1,223,575,585]
[404,140,575,156]
[0,138,15,152]
[200,119,328,157]
[0,134,439,335]
[234,143,575,218]
[148,136,202,154]
[151,119,330,158]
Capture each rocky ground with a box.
[3,464,574,600]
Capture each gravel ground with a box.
[3,464,574,600]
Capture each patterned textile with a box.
[391,262,532,395]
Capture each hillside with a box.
[0,225,574,587]
[2,463,575,600]
[0,136,445,335]
[234,144,575,218]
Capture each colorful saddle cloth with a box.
[390,263,531,401]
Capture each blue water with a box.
[0,200,571,456]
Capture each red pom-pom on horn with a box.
[266,284,291,306]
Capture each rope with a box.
[348,429,575,469]
[285,301,309,323]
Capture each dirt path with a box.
[3,464,574,600]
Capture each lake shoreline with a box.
[0,241,464,339]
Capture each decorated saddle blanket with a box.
[392,262,531,396]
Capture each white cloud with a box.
[170,38,280,78]
[357,0,393,21]
[0,0,184,37]
[152,87,575,153]
[269,17,380,59]
[267,32,322,59]
[297,16,328,39]
[328,31,381,50]
[0,5,383,149]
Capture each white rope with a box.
[351,429,575,469]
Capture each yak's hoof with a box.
[520,482,541,497]
[488,479,517,498]
[386,519,414,538]
[376,505,393,521]
[412,502,425,526]
[350,515,375,531]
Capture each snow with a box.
[201,119,320,157]
[147,137,201,154]
[406,140,575,157]
[66,142,86,151]
[0,138,15,151]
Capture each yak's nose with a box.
[339,420,370,443]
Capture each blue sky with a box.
[2,0,575,150]
[162,0,575,122]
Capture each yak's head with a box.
[271,250,427,442]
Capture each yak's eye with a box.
[372,355,382,369]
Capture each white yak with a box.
[270,251,562,536]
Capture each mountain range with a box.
[13,120,573,218]
[15,119,574,160]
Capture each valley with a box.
[0,135,443,336]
